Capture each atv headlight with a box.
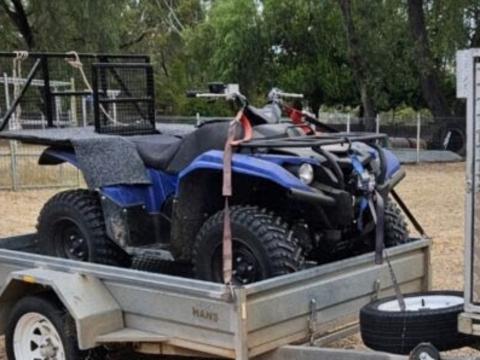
[298,163,314,185]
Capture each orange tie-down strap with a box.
[222,111,253,284]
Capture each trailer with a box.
[0,233,429,360]
[456,49,480,338]
[0,51,431,359]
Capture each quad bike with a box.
[36,83,409,284]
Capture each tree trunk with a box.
[338,0,377,131]
[407,0,451,118]
[1,0,34,49]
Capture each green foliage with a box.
[0,0,478,116]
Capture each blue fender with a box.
[382,148,402,179]
[178,150,317,193]
[39,148,177,213]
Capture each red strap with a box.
[222,111,252,284]
[285,106,313,134]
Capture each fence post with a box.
[10,141,18,191]
[346,113,351,133]
[3,73,18,191]
[416,113,421,164]
[375,114,380,134]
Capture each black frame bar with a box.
[0,59,42,131]
[239,132,387,148]
[0,51,149,61]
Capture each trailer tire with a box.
[5,294,102,360]
[37,190,130,267]
[193,206,304,284]
[360,291,471,354]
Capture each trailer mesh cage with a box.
[92,62,156,135]
[0,52,152,135]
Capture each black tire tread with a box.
[360,290,472,354]
[37,189,130,267]
[193,205,304,282]
[384,200,409,247]
[5,294,103,360]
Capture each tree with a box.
[337,0,377,129]
[407,0,452,118]
[0,0,34,49]
[262,0,356,112]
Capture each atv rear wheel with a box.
[37,190,131,267]
[193,206,304,284]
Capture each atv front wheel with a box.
[37,190,131,267]
[193,206,304,284]
[384,199,409,247]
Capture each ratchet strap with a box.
[222,111,253,284]
[284,106,313,134]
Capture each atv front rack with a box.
[239,131,387,148]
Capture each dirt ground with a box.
[0,162,477,358]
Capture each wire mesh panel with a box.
[92,63,156,135]
[0,52,150,132]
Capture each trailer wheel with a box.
[37,190,130,267]
[360,291,472,354]
[6,295,100,360]
[193,206,304,284]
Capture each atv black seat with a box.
[131,121,242,173]
[130,134,183,171]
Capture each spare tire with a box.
[360,291,471,354]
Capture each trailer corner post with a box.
[234,287,249,360]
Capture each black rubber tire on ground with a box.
[360,291,472,354]
[37,189,131,267]
[5,294,103,360]
[384,200,410,247]
[193,206,304,284]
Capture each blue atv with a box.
[35,83,408,284]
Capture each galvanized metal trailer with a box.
[456,49,480,337]
[0,233,429,359]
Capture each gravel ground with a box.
[0,162,477,358]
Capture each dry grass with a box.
[0,162,476,358]
[0,143,80,189]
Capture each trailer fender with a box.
[0,268,123,349]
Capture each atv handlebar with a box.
[186,91,230,99]
[270,90,304,99]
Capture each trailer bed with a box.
[0,234,430,359]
